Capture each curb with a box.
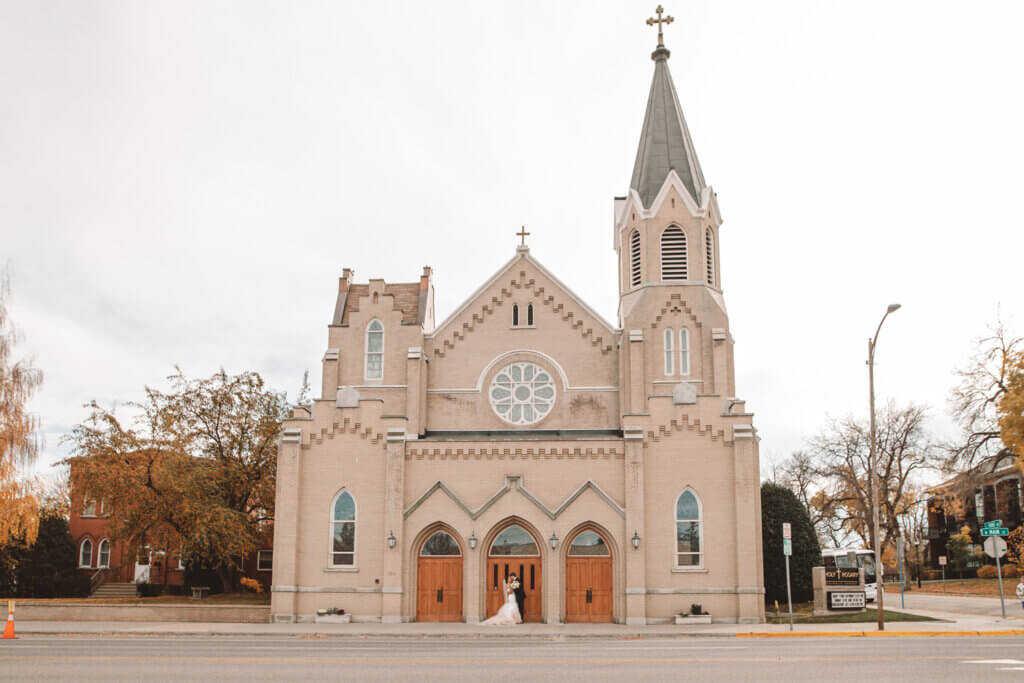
[737,629,1024,639]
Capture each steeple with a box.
[630,11,707,210]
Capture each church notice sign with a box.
[824,567,860,586]
[828,592,866,610]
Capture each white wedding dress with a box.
[480,583,522,625]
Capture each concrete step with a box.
[90,583,138,599]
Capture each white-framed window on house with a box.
[97,539,110,568]
[331,490,356,566]
[675,489,703,567]
[663,328,674,376]
[705,228,715,286]
[661,226,688,280]
[629,230,642,287]
[679,329,690,376]
[82,497,97,517]
[365,320,384,380]
[79,538,93,568]
[257,550,273,572]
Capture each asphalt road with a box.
[901,590,1024,618]
[3,635,1024,682]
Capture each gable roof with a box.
[428,246,616,340]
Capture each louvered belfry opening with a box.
[629,230,642,286]
[661,226,688,280]
[705,228,715,286]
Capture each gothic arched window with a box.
[675,489,703,567]
[512,304,519,327]
[629,230,642,287]
[664,328,674,376]
[661,226,688,280]
[79,538,93,568]
[365,320,383,380]
[705,228,715,286]
[527,304,534,326]
[331,490,356,566]
[679,328,690,376]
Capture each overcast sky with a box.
[2,1,1022,481]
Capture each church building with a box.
[271,13,765,624]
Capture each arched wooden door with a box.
[565,530,612,623]
[416,531,463,622]
[485,524,542,623]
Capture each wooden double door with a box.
[416,556,463,622]
[485,558,542,623]
[565,555,612,622]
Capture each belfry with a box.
[271,9,765,625]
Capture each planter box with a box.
[675,614,712,625]
[314,614,351,624]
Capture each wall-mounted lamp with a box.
[469,532,478,550]
[387,531,396,549]
[632,530,641,550]
[549,532,559,550]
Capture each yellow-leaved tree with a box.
[998,349,1024,468]
[0,270,43,546]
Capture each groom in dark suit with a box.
[510,573,526,622]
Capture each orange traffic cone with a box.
[2,600,15,639]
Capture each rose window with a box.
[489,362,556,425]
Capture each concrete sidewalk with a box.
[10,610,1024,639]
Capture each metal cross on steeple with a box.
[516,226,530,246]
[646,5,674,48]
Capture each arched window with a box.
[568,530,609,556]
[98,539,110,568]
[79,538,93,568]
[663,329,674,376]
[420,531,461,556]
[675,489,703,567]
[489,524,539,556]
[512,304,519,327]
[365,320,383,380]
[679,329,690,376]
[705,228,715,286]
[661,226,688,280]
[331,491,356,566]
[629,230,641,287]
[527,304,534,326]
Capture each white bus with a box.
[821,548,881,602]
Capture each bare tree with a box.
[946,320,1021,477]
[808,403,936,553]
[777,450,845,547]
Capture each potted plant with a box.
[314,607,351,624]
[674,603,712,625]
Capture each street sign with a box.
[938,556,947,566]
[984,536,1007,559]
[783,538,792,556]
[981,527,1009,537]
[984,520,1003,529]
[782,523,792,539]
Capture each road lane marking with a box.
[963,659,1024,664]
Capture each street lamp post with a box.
[868,303,901,631]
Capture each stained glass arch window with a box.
[489,362,556,425]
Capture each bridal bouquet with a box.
[510,579,520,590]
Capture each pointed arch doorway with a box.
[485,523,542,623]
[565,529,612,623]
[416,530,463,622]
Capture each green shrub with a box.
[761,482,821,604]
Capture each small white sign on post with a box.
[782,523,792,539]
[938,556,947,566]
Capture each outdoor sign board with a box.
[984,520,1003,529]
[984,536,1008,559]
[828,592,866,610]
[938,556,947,566]
[782,523,792,539]
[981,527,1009,537]
[825,567,860,586]
[783,538,792,556]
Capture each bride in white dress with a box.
[480,579,522,625]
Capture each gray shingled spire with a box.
[630,45,707,209]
